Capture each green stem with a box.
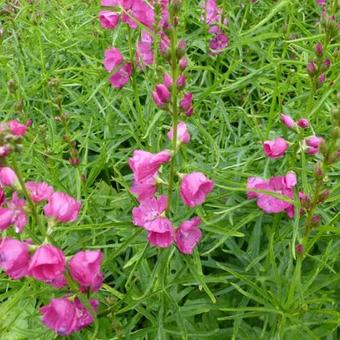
[10,158,47,240]
[166,15,179,213]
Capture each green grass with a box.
[0,0,339,339]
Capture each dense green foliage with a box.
[0,0,339,339]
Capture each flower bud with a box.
[176,39,186,59]
[307,62,317,75]
[280,113,295,129]
[311,215,321,225]
[297,118,309,128]
[152,84,171,108]
[163,73,173,88]
[323,58,331,70]
[295,243,304,255]
[318,189,330,203]
[176,75,186,89]
[315,42,323,56]
[179,57,188,71]
[318,73,326,86]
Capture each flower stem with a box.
[166,12,179,213]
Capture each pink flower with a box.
[167,122,190,144]
[280,113,295,129]
[69,250,104,292]
[297,118,309,129]
[0,238,30,279]
[180,92,193,116]
[305,136,324,148]
[263,137,289,159]
[175,217,202,254]
[26,181,54,202]
[130,176,157,201]
[129,150,171,182]
[152,84,171,108]
[40,297,78,336]
[8,120,30,136]
[0,208,14,231]
[0,167,18,187]
[180,172,214,208]
[5,192,28,233]
[135,31,154,67]
[28,244,66,287]
[247,171,297,218]
[101,0,120,5]
[159,32,170,55]
[147,225,175,248]
[99,11,120,29]
[316,0,325,5]
[121,0,155,29]
[73,298,99,332]
[209,33,228,55]
[43,192,81,223]
[109,63,133,88]
[202,0,220,25]
[132,195,171,232]
[103,48,123,72]
[40,297,98,335]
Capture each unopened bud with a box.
[307,62,317,75]
[314,162,324,178]
[315,42,323,57]
[311,215,321,225]
[296,244,304,255]
[176,39,186,59]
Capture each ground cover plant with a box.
[0,0,339,339]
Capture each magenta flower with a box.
[101,0,120,5]
[8,119,30,136]
[263,137,289,159]
[175,217,202,254]
[167,121,190,144]
[280,113,295,129]
[109,62,133,88]
[147,226,175,248]
[6,192,28,233]
[152,84,171,108]
[43,192,81,223]
[40,297,78,336]
[26,181,54,202]
[121,0,155,29]
[202,0,220,25]
[99,11,120,29]
[132,195,172,233]
[135,31,154,68]
[103,48,123,72]
[73,298,99,332]
[180,172,214,208]
[69,250,104,292]
[209,32,229,55]
[305,136,324,148]
[0,187,5,206]
[28,244,66,287]
[130,176,157,201]
[297,118,309,129]
[0,167,18,187]
[129,150,171,182]
[0,238,30,279]
[247,171,297,218]
[0,208,14,231]
[180,92,193,116]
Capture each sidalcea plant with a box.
[0,120,103,336]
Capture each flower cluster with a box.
[306,42,331,88]
[280,113,325,155]
[0,120,103,336]
[128,2,214,254]
[99,0,171,88]
[201,0,229,55]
